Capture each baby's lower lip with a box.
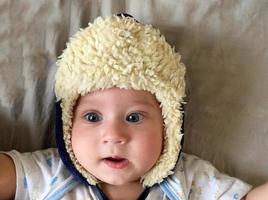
[103,157,129,169]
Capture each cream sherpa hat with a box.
[55,14,185,187]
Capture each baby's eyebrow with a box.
[75,103,100,111]
[76,98,102,106]
[132,100,159,109]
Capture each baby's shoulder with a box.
[5,148,97,199]
[173,152,242,184]
[168,152,252,199]
[8,148,61,171]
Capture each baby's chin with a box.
[95,173,142,187]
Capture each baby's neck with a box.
[100,181,144,200]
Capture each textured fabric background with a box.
[0,0,267,186]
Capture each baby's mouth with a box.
[103,156,129,169]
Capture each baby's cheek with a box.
[71,132,89,160]
[72,139,96,172]
[136,138,162,166]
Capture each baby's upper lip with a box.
[102,155,128,161]
[102,155,129,169]
[102,155,127,160]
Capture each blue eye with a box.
[84,112,102,122]
[126,113,144,123]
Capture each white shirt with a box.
[3,148,252,200]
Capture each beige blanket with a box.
[0,0,267,186]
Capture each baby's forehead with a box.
[76,87,160,107]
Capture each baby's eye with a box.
[84,112,102,122]
[126,113,144,123]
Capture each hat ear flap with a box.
[55,101,88,185]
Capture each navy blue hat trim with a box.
[116,13,139,23]
[55,101,90,186]
[116,13,134,18]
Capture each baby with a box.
[0,14,267,200]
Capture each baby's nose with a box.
[101,121,129,144]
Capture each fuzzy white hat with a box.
[55,14,186,187]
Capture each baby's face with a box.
[71,88,163,186]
